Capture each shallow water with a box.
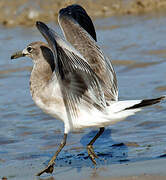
[0,12,166,179]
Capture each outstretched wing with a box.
[36,21,106,125]
[59,4,97,41]
[58,4,118,102]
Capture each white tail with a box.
[105,96,166,125]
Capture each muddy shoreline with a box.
[2,0,166,27]
[1,158,166,180]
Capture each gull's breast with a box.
[33,95,67,122]
[31,81,68,122]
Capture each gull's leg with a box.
[87,127,104,165]
[36,133,67,176]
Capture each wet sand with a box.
[2,0,166,27]
[85,158,166,180]
[1,158,166,180]
[99,175,166,180]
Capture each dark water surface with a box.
[0,12,166,179]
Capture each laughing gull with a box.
[11,4,165,176]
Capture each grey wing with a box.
[58,7,118,102]
[36,21,106,123]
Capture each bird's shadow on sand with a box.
[38,129,129,180]
[42,128,128,172]
[80,128,129,164]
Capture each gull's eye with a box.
[27,46,33,53]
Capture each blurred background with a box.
[0,0,166,179]
[1,0,166,27]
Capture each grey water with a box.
[0,12,166,179]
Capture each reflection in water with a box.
[120,61,164,72]
[156,86,166,92]
[0,66,31,76]
[146,49,166,55]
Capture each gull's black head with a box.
[59,4,97,41]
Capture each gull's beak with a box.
[11,48,28,60]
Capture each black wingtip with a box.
[11,55,14,59]
[125,96,166,110]
[59,4,97,41]
[36,21,40,26]
[36,21,49,31]
[36,20,58,52]
[36,21,44,27]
